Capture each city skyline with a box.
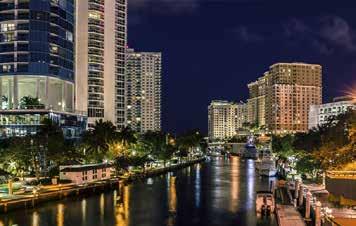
[0,1,355,225]
[128,0,356,134]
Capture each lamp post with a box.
[8,179,13,196]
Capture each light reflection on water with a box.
[81,199,86,224]
[247,159,256,210]
[57,204,64,226]
[115,185,130,226]
[230,157,239,212]
[0,157,277,226]
[195,164,201,208]
[167,176,177,226]
[32,211,39,226]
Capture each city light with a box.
[344,83,356,101]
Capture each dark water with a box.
[0,157,277,226]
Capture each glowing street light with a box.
[344,83,356,102]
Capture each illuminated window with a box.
[1,23,15,32]
[3,33,15,42]
[66,31,73,42]
[88,11,102,20]
[50,45,58,54]
[2,64,12,72]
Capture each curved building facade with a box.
[0,0,75,112]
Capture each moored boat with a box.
[256,191,275,215]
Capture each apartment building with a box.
[208,100,247,140]
[76,0,127,128]
[247,63,322,133]
[125,48,161,132]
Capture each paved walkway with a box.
[276,204,306,226]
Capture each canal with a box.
[0,157,277,226]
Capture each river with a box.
[0,157,277,226]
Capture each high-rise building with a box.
[76,0,127,128]
[0,0,87,138]
[125,48,161,132]
[248,63,322,133]
[247,74,266,127]
[208,100,247,140]
[308,96,355,129]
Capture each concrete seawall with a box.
[0,157,205,213]
[326,176,356,200]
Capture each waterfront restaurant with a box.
[60,163,112,185]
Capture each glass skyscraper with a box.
[0,0,75,112]
[0,0,87,138]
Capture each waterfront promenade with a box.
[0,157,277,226]
[0,157,205,213]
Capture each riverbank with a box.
[0,157,205,213]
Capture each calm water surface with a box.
[0,157,277,226]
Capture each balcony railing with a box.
[0,105,87,116]
[327,171,356,179]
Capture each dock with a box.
[276,204,306,226]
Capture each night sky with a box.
[128,0,356,134]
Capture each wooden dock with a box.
[276,204,306,226]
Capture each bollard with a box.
[294,180,300,199]
[315,201,322,226]
[8,179,13,196]
[298,185,304,207]
[305,191,312,220]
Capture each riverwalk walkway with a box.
[0,157,205,213]
[276,204,306,226]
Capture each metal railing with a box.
[0,105,87,116]
[327,171,356,179]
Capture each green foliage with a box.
[0,118,83,178]
[137,131,175,165]
[82,120,118,162]
[295,153,321,179]
[228,136,247,143]
[273,109,356,176]
[19,96,44,109]
[272,134,295,159]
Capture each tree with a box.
[1,136,41,179]
[312,110,356,170]
[19,96,44,109]
[176,129,203,157]
[140,131,167,157]
[295,153,322,179]
[272,134,295,159]
[38,118,65,166]
[117,127,137,146]
[82,120,118,162]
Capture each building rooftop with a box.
[60,163,112,172]
[270,62,322,68]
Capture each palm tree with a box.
[117,126,137,146]
[19,96,44,109]
[139,131,175,166]
[176,129,203,158]
[82,120,117,162]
